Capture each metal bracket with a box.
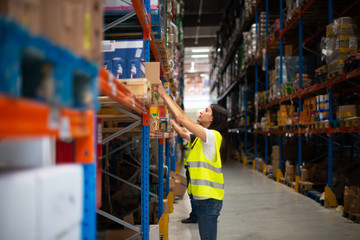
[112,106,141,121]
[102,169,158,198]
[102,120,141,144]
[103,11,137,32]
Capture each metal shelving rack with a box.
[0,74,97,240]
[210,0,360,207]
[97,0,181,239]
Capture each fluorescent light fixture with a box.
[200,74,205,77]
[191,54,208,58]
[192,49,210,53]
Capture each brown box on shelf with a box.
[105,229,140,240]
[117,78,152,101]
[144,62,161,85]
[272,145,279,179]
[337,105,359,119]
[163,199,169,213]
[349,187,360,214]
[269,70,276,86]
[301,168,310,182]
[86,0,103,64]
[344,186,357,212]
[41,0,82,51]
[174,174,187,199]
[0,0,42,34]
[41,0,103,63]
[284,45,293,57]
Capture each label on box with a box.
[158,105,167,118]
[349,37,358,49]
[135,49,142,58]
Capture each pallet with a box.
[298,181,314,191]
[349,212,360,223]
[340,117,360,128]
[306,190,324,205]
[279,177,286,184]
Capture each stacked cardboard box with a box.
[344,186,360,214]
[285,161,296,182]
[0,0,103,63]
[325,17,360,76]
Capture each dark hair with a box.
[208,104,228,163]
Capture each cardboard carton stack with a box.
[285,161,296,183]
[344,186,360,216]
[325,17,360,77]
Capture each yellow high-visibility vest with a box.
[183,141,192,166]
[187,130,224,200]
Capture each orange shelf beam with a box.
[130,0,167,80]
[98,68,148,114]
[0,94,93,140]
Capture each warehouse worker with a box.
[156,82,228,240]
[171,120,198,223]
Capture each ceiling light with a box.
[192,49,210,53]
[191,54,208,58]
[200,74,205,77]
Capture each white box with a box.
[0,170,37,240]
[0,165,83,240]
[0,137,56,168]
[37,165,83,240]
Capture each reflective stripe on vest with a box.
[187,130,224,200]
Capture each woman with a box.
[155,82,228,240]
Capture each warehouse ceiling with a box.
[183,0,227,73]
[183,0,226,47]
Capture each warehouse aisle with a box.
[169,160,360,240]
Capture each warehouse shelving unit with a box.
[0,21,98,240]
[97,0,184,239]
[210,0,360,208]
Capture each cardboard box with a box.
[174,174,187,198]
[0,0,41,34]
[344,186,357,212]
[105,229,140,240]
[301,168,310,182]
[163,199,169,213]
[42,0,85,56]
[284,45,293,57]
[349,191,360,214]
[117,78,152,101]
[0,165,83,240]
[144,62,160,85]
[338,105,359,119]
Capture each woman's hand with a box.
[154,80,166,97]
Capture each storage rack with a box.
[0,18,98,239]
[97,0,183,239]
[210,0,360,208]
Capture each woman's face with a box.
[198,105,213,128]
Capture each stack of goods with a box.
[255,91,269,108]
[243,23,259,64]
[300,97,316,124]
[259,12,277,48]
[300,94,330,124]
[314,65,328,83]
[275,56,314,99]
[277,105,296,126]
[285,161,296,183]
[286,0,306,22]
[325,17,360,77]
[344,186,360,216]
[315,94,329,122]
[244,0,257,19]
[102,40,146,79]
[269,69,277,101]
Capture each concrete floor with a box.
[169,160,360,240]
